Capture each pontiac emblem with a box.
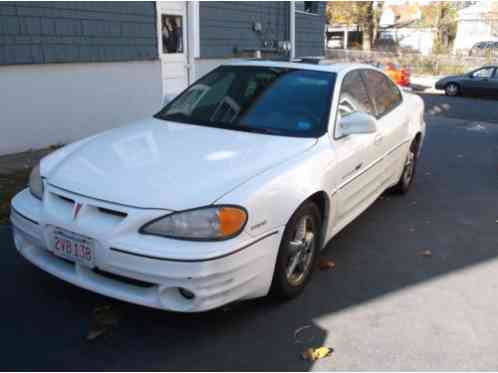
[73,202,83,220]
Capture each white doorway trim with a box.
[187,1,200,84]
[156,1,197,99]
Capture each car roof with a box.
[221,59,376,74]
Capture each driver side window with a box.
[338,71,375,118]
[335,71,375,138]
[472,68,494,79]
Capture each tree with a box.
[326,1,384,50]
[485,2,498,37]
[417,2,458,53]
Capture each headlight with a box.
[140,206,248,241]
[29,164,44,200]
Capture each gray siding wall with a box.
[0,2,158,65]
[199,1,289,59]
[295,1,326,57]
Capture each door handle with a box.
[374,134,383,145]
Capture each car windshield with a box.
[155,65,336,138]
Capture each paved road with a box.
[420,92,498,124]
[1,96,498,370]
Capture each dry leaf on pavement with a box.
[418,249,432,257]
[301,346,334,361]
[318,260,336,270]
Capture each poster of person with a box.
[161,15,183,54]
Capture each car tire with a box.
[270,201,321,299]
[391,139,419,194]
[445,83,459,97]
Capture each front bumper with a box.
[10,187,282,312]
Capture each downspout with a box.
[290,1,296,60]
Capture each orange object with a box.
[218,207,247,236]
[384,63,411,87]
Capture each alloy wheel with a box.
[285,215,316,287]
[445,83,458,96]
[403,150,415,186]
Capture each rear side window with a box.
[338,71,375,117]
[363,70,402,117]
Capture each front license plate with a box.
[52,228,95,268]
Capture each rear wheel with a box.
[270,202,321,299]
[445,83,459,96]
[391,140,418,194]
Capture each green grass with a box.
[0,170,30,225]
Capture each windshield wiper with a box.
[156,112,191,122]
[155,114,287,135]
[230,124,286,135]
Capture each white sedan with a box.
[11,61,425,312]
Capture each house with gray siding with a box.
[0,1,326,155]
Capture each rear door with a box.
[362,69,410,189]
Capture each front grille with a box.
[97,207,127,218]
[47,188,128,229]
[93,268,154,288]
[58,195,75,205]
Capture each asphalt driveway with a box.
[1,95,498,371]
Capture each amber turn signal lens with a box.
[218,207,247,236]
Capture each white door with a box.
[157,1,190,100]
[332,70,385,232]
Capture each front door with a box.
[332,71,385,232]
[463,67,495,95]
[157,1,189,100]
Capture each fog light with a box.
[178,287,195,300]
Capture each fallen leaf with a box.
[418,249,432,257]
[318,260,336,270]
[301,346,334,361]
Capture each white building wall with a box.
[0,61,162,156]
[378,28,434,55]
[194,58,237,80]
[453,2,498,52]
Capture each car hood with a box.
[45,118,317,210]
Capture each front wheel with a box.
[270,202,321,299]
[445,83,459,96]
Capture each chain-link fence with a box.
[325,49,498,76]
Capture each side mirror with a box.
[337,112,377,137]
